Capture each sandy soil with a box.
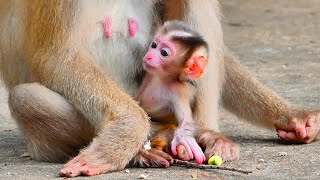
[0,0,319,179]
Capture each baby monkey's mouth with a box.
[143,62,157,72]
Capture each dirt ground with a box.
[1,0,320,179]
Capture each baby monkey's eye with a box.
[160,49,169,57]
[151,42,157,48]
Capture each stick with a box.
[173,159,253,175]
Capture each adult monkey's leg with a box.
[9,83,95,162]
[162,0,239,162]
[20,1,149,177]
[222,50,320,143]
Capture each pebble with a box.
[143,140,151,150]
[256,164,264,170]
[277,152,287,157]
[125,169,130,173]
[202,172,210,178]
[282,64,287,69]
[138,174,148,179]
[191,173,198,179]
[258,158,265,163]
[20,152,30,157]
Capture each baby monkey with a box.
[136,21,208,164]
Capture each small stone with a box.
[138,174,148,179]
[256,164,264,170]
[202,172,210,178]
[282,65,287,69]
[191,173,198,179]
[258,158,265,163]
[20,152,30,157]
[277,152,287,157]
[143,140,151,150]
[125,169,130,173]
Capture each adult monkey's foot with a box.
[60,145,135,177]
[198,130,239,162]
[59,138,131,178]
[60,148,173,177]
[275,111,320,143]
[60,153,114,177]
[60,110,149,178]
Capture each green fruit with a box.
[208,156,222,166]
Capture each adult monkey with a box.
[0,0,319,177]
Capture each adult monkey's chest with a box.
[80,0,157,96]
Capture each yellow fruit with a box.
[208,156,222,166]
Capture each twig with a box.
[173,159,252,175]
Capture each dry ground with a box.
[0,0,320,179]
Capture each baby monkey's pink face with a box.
[143,36,178,74]
[143,31,208,80]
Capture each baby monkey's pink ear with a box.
[184,56,208,79]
